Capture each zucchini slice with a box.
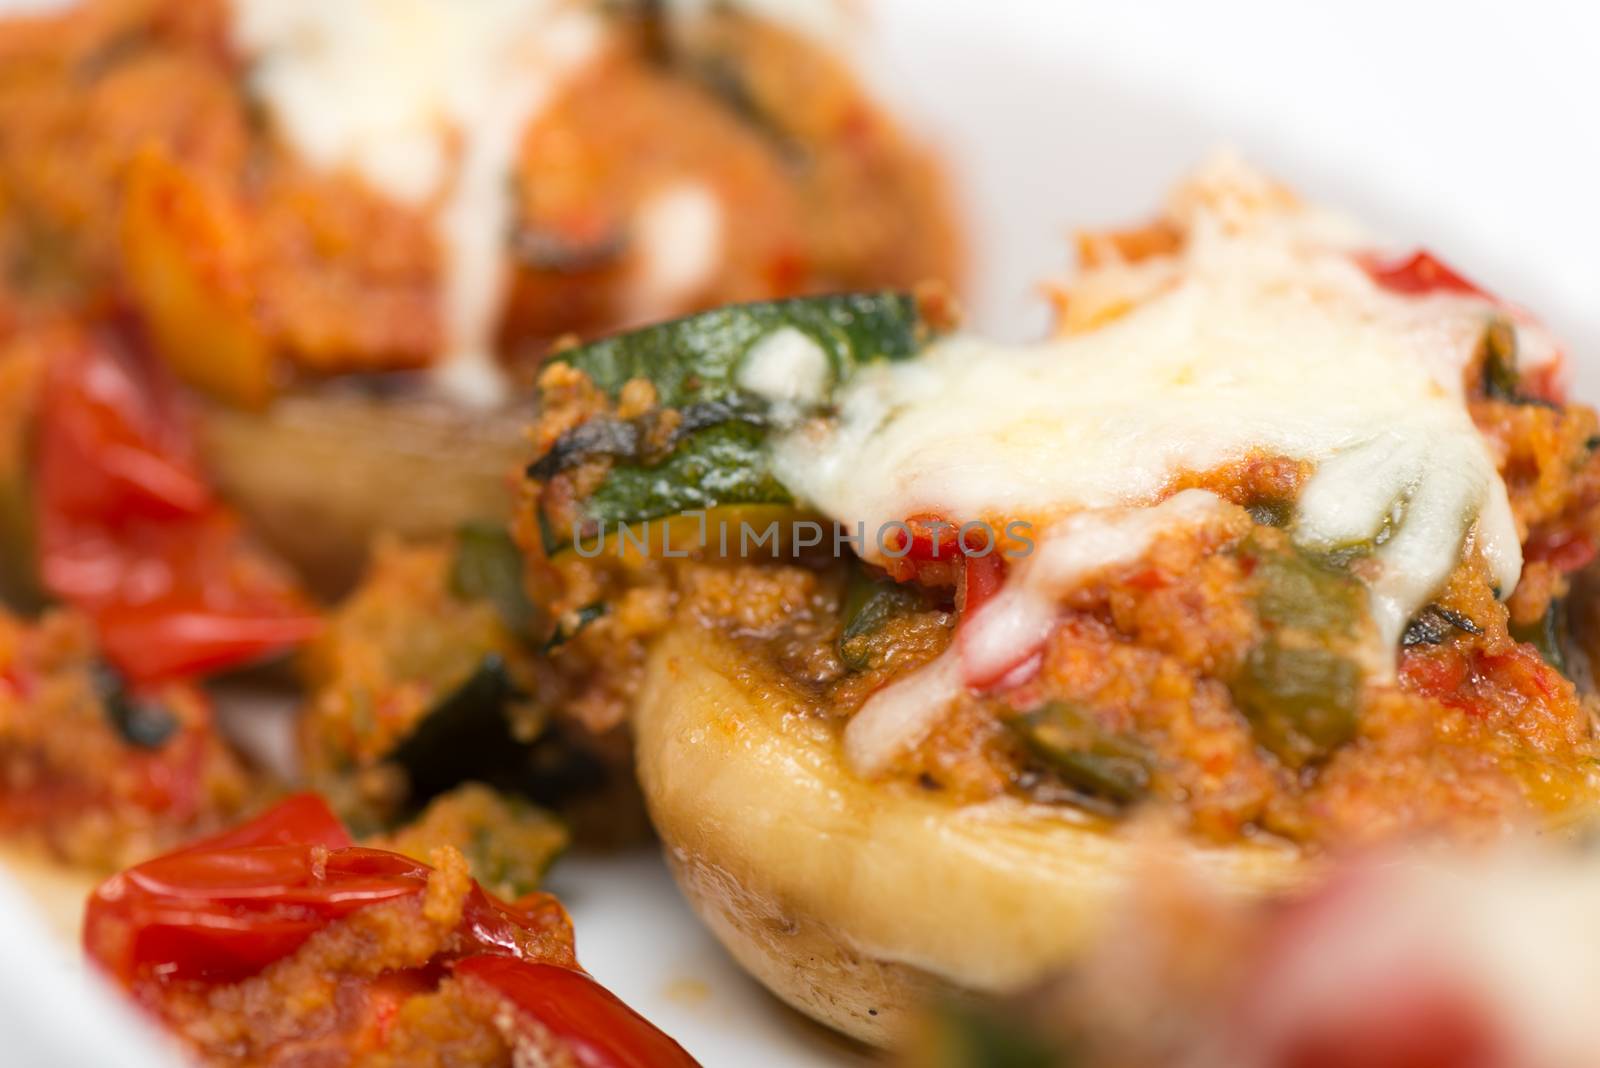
[533,292,927,550]
[386,655,527,802]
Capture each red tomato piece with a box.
[456,955,701,1068]
[36,331,211,524]
[1268,978,1504,1068]
[84,795,693,1066]
[82,793,422,984]
[896,513,963,561]
[84,793,578,988]
[1360,250,1489,299]
[1398,646,1472,703]
[169,791,353,853]
[35,332,319,684]
[1524,529,1597,574]
[1361,249,1573,403]
[91,589,327,685]
[958,550,1006,617]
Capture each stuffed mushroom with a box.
[518,159,1600,1043]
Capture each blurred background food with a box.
[517,162,1600,1046]
[907,840,1600,1068]
[0,0,960,592]
[0,1,1597,1066]
[0,0,963,924]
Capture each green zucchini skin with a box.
[837,564,930,671]
[532,292,926,550]
[552,291,924,405]
[450,522,538,637]
[386,655,526,802]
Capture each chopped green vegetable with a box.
[553,292,922,405]
[450,522,536,636]
[387,656,528,802]
[1232,644,1360,766]
[1297,504,1402,570]
[1480,317,1521,402]
[1011,702,1153,806]
[574,421,790,531]
[928,998,1074,1068]
[1245,498,1292,528]
[838,566,927,670]
[1230,534,1364,766]
[93,662,178,750]
[534,293,927,549]
[1252,534,1366,634]
[1478,316,1556,408]
[544,601,607,653]
[374,783,567,899]
[527,396,767,483]
[1512,598,1572,678]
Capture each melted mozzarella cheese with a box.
[784,164,1533,775]
[774,191,1523,655]
[229,0,603,405]
[738,326,833,414]
[844,651,964,777]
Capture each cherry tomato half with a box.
[35,331,319,684]
[457,955,702,1068]
[84,794,696,1066]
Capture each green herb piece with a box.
[838,567,927,670]
[94,663,178,750]
[1011,702,1153,806]
[927,998,1075,1068]
[376,783,568,899]
[544,601,607,653]
[1478,317,1555,408]
[1230,535,1365,766]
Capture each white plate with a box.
[1,1,1597,1064]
